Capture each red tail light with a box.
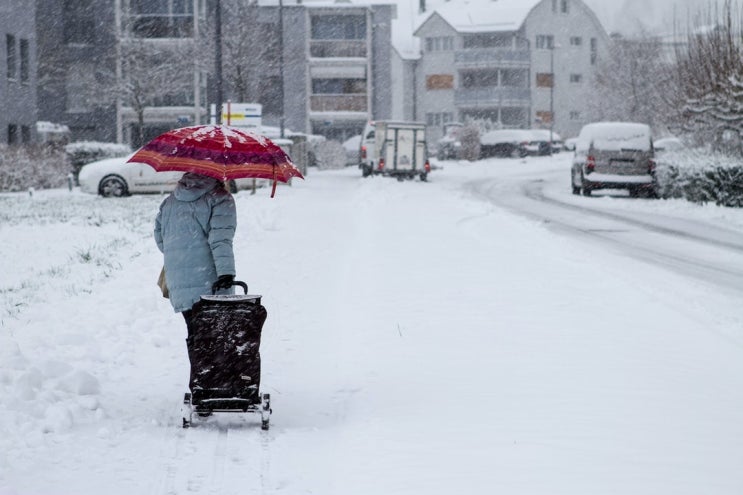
[587,155,596,173]
[378,158,385,170]
[361,146,367,159]
[648,159,656,174]
[424,160,431,172]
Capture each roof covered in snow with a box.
[416,0,543,35]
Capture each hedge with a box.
[655,149,743,207]
[0,145,69,192]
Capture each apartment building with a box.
[1,0,37,145]
[221,1,392,142]
[36,0,204,146]
[302,3,394,141]
[36,0,394,147]
[413,0,609,141]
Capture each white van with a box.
[359,120,430,181]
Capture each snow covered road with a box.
[468,156,743,293]
[2,156,743,494]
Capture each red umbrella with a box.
[127,125,304,197]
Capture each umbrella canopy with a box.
[127,125,304,196]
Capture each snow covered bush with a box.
[312,140,346,170]
[655,149,743,207]
[65,141,131,184]
[458,125,481,161]
[0,145,69,192]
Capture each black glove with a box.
[212,274,235,292]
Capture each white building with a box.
[411,0,610,141]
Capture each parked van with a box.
[571,122,656,197]
[360,120,430,181]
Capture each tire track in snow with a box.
[467,175,743,293]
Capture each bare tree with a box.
[118,39,196,145]
[677,1,743,150]
[589,32,681,131]
[198,1,282,111]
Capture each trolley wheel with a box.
[260,393,272,430]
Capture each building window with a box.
[501,69,527,87]
[8,124,18,145]
[590,37,598,65]
[536,111,553,124]
[6,34,16,79]
[65,63,96,112]
[259,76,282,115]
[426,74,454,90]
[570,73,582,83]
[19,39,29,83]
[536,35,554,49]
[461,70,496,88]
[570,36,582,46]
[463,33,511,49]
[570,111,581,120]
[426,36,453,51]
[63,0,95,44]
[311,15,366,40]
[561,0,569,13]
[426,112,454,126]
[312,78,366,94]
[130,0,195,38]
[536,73,554,88]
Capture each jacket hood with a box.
[174,173,221,202]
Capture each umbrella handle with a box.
[271,165,277,198]
[211,280,248,295]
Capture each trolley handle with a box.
[211,280,248,295]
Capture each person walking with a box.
[154,172,237,388]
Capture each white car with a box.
[78,155,181,197]
[78,156,261,197]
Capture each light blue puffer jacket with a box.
[154,173,236,312]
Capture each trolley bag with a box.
[186,281,267,407]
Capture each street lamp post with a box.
[279,0,285,138]
[549,42,554,155]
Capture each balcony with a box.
[454,87,530,107]
[310,40,367,58]
[310,94,367,112]
[454,49,530,68]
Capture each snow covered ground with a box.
[2,155,743,494]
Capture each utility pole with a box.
[215,0,223,125]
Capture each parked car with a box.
[436,122,463,160]
[570,122,656,197]
[563,137,578,151]
[342,134,362,166]
[480,129,532,158]
[78,156,263,197]
[526,130,563,155]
